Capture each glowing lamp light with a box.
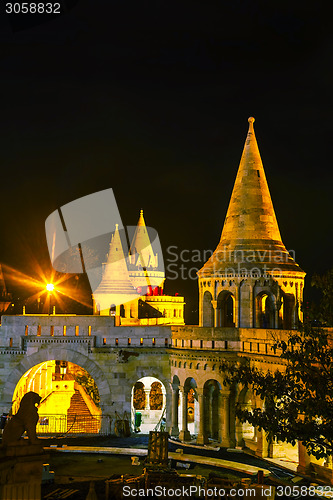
[46,283,54,292]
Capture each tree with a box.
[221,269,333,459]
[222,324,333,459]
[74,372,100,406]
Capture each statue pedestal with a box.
[0,443,47,500]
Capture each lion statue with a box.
[2,391,41,447]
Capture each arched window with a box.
[133,382,145,410]
[149,382,163,410]
[216,292,235,327]
[202,291,214,327]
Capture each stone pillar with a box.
[170,384,179,437]
[220,391,231,447]
[235,416,244,448]
[144,389,150,410]
[0,444,46,500]
[211,301,218,327]
[178,386,190,442]
[297,441,312,475]
[256,429,270,458]
[196,388,208,445]
[234,287,239,328]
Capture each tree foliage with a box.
[221,268,333,460]
[133,382,145,410]
[74,372,100,407]
[222,324,333,458]
[149,382,163,410]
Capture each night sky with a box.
[0,1,331,323]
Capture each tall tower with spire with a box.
[92,223,139,317]
[93,210,185,325]
[128,209,164,293]
[198,117,305,329]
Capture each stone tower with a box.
[128,209,165,294]
[198,117,305,329]
[92,223,138,317]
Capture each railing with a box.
[153,405,166,432]
[36,414,106,435]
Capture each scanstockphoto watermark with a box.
[166,245,297,281]
[123,485,274,497]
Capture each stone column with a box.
[178,386,190,441]
[144,389,150,410]
[235,416,244,448]
[297,441,312,475]
[211,300,218,327]
[220,391,231,447]
[170,384,179,437]
[256,429,270,458]
[196,388,208,445]
[234,287,239,328]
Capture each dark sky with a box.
[0,1,332,322]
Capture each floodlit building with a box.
[0,118,330,483]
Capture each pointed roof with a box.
[129,210,158,269]
[199,117,304,277]
[94,224,137,298]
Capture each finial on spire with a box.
[140,209,143,216]
[248,116,255,123]
[115,223,119,230]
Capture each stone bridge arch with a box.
[1,348,112,415]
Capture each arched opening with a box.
[255,292,276,328]
[109,304,116,316]
[180,377,198,437]
[203,380,221,440]
[120,304,125,317]
[216,291,235,327]
[236,387,256,449]
[131,376,166,433]
[280,293,296,330]
[202,291,214,327]
[11,360,101,434]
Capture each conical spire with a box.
[199,117,304,277]
[129,210,158,269]
[94,224,137,298]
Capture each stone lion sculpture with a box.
[2,391,41,446]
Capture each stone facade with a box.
[0,314,172,434]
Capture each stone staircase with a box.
[67,387,100,433]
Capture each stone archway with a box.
[131,376,166,434]
[202,291,214,327]
[12,360,102,434]
[281,293,296,329]
[236,386,257,449]
[216,291,235,327]
[203,379,221,440]
[255,292,276,328]
[179,377,197,441]
[1,349,113,421]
